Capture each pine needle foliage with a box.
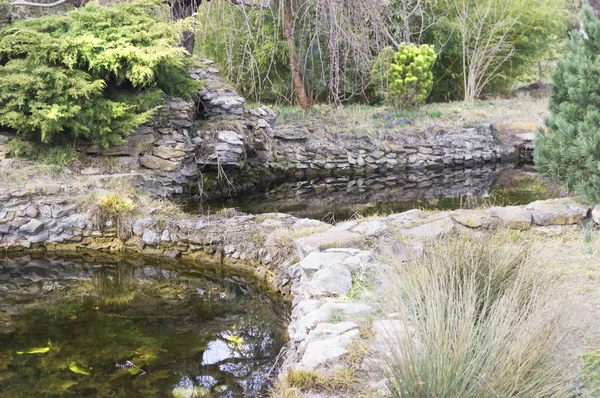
[535,2,600,202]
[0,0,202,146]
[372,44,436,108]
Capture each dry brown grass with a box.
[263,225,329,265]
[270,368,360,398]
[0,160,72,189]
[272,94,548,141]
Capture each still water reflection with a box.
[199,164,563,221]
[0,254,287,397]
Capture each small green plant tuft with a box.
[346,270,373,302]
[580,220,595,245]
[7,140,35,159]
[328,308,345,323]
[7,140,79,167]
[583,350,600,395]
[91,193,135,237]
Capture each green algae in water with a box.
[0,255,288,397]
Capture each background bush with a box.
[0,0,202,146]
[372,44,436,108]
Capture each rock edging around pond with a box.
[0,194,594,396]
[2,58,515,200]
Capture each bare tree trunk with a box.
[281,0,310,109]
[169,0,197,54]
[402,0,411,44]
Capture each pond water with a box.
[0,254,288,397]
[196,164,564,222]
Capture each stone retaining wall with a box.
[21,59,513,200]
[0,189,595,396]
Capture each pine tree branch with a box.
[11,0,70,7]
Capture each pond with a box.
[195,164,564,222]
[0,254,288,397]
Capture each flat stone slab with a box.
[142,230,160,245]
[489,206,533,229]
[295,230,363,258]
[395,216,454,238]
[307,264,352,298]
[450,209,497,229]
[140,155,178,171]
[306,322,359,343]
[292,299,324,320]
[526,200,587,226]
[386,241,424,262]
[27,229,49,244]
[292,302,374,341]
[352,220,389,237]
[298,329,360,370]
[299,251,350,273]
[516,132,536,142]
[385,209,426,227]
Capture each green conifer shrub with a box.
[0,0,202,146]
[535,3,600,202]
[371,43,436,108]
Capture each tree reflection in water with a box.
[0,254,288,397]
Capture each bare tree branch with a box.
[225,0,268,8]
[10,0,70,7]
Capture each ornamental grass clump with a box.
[91,193,135,238]
[0,0,202,147]
[379,236,569,398]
